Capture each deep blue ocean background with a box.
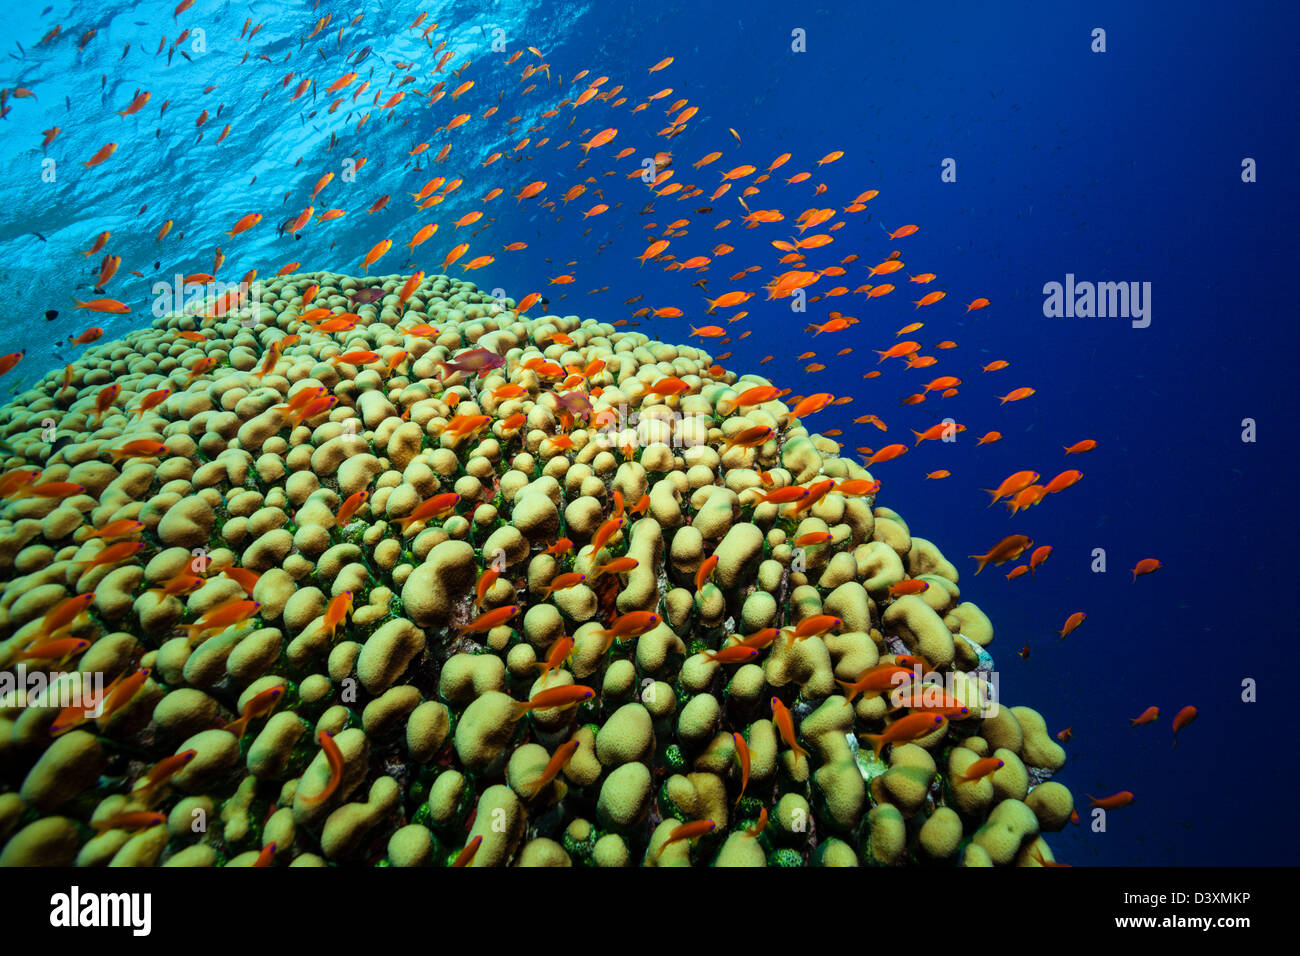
[1,0,1295,865]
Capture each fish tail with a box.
[835,680,859,706]
[509,700,533,723]
[861,734,884,761]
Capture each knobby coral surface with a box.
[0,272,1071,867]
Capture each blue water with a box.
[1,0,1294,865]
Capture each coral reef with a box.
[0,272,1070,866]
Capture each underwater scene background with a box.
[0,0,1294,867]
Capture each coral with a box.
[0,271,1072,866]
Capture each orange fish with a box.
[74,539,143,571]
[984,470,1040,506]
[1043,470,1084,495]
[540,572,587,599]
[861,712,946,760]
[874,341,921,363]
[703,645,759,665]
[952,756,1005,785]
[360,238,392,274]
[770,697,810,765]
[452,836,482,868]
[18,637,90,663]
[593,610,660,653]
[694,554,719,592]
[223,685,285,740]
[510,684,596,721]
[318,591,354,641]
[126,747,197,805]
[1171,705,1197,749]
[1131,558,1162,581]
[997,387,1036,405]
[836,665,915,705]
[723,425,774,452]
[145,572,204,600]
[790,392,833,418]
[182,600,261,643]
[300,730,345,806]
[888,580,930,597]
[86,518,145,541]
[393,492,462,530]
[218,566,259,597]
[18,481,86,500]
[461,604,519,634]
[834,479,881,497]
[75,297,129,314]
[104,439,168,464]
[90,811,166,833]
[515,180,547,203]
[969,534,1034,574]
[1086,791,1134,811]
[545,538,574,558]
[1058,611,1087,639]
[82,142,118,167]
[654,819,715,860]
[1130,706,1159,726]
[863,444,908,467]
[523,738,581,799]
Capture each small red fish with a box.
[1171,705,1197,749]
[770,697,810,765]
[1131,558,1162,581]
[300,730,344,806]
[510,684,595,721]
[1086,791,1135,810]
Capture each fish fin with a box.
[860,734,884,761]
[509,700,532,723]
